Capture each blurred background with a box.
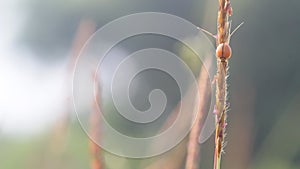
[1,0,300,169]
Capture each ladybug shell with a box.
[216,43,232,59]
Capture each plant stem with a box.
[89,72,103,169]
[217,0,231,45]
[214,59,228,169]
[214,0,232,169]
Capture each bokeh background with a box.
[1,0,300,169]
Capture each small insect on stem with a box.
[216,43,232,60]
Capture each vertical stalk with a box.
[214,59,228,169]
[214,0,232,169]
[217,0,231,45]
[89,71,103,169]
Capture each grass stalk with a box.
[213,0,233,169]
[89,71,103,169]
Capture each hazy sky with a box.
[0,0,67,136]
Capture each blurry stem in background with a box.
[68,19,96,73]
[185,58,211,169]
[89,71,104,169]
[214,0,233,169]
[45,19,96,167]
[144,60,211,169]
[68,18,101,169]
[50,20,95,154]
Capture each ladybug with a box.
[216,43,232,59]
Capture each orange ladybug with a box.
[216,43,232,59]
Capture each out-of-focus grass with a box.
[0,122,89,169]
[0,135,44,169]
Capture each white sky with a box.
[0,0,68,136]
